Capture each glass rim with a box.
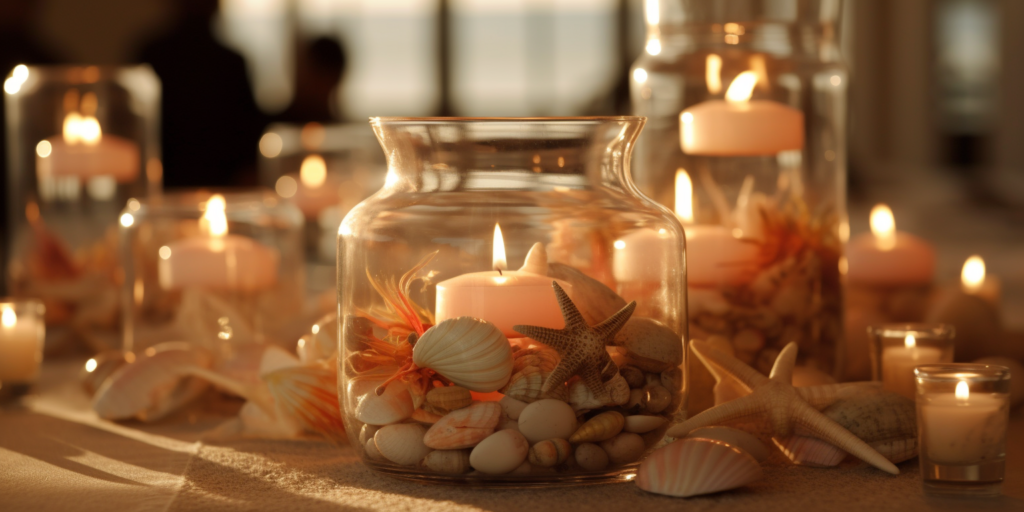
[8,64,155,80]
[914,363,1011,382]
[867,323,955,339]
[370,116,645,124]
[124,188,302,220]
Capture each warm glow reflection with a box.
[645,38,662,56]
[725,71,758,103]
[159,246,172,260]
[85,358,98,373]
[961,255,986,290]
[645,0,659,24]
[614,240,626,250]
[300,154,327,188]
[674,169,694,223]
[633,68,648,83]
[956,380,970,400]
[905,334,916,349]
[493,224,507,271]
[36,140,52,158]
[869,204,897,251]
[63,113,103,145]
[4,64,28,94]
[202,194,228,238]
[259,132,283,158]
[1,307,16,328]
[706,54,722,94]
[275,175,297,198]
[300,122,325,150]
[119,213,134,227]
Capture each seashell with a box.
[644,384,672,414]
[518,399,577,444]
[870,438,918,465]
[92,342,213,422]
[772,435,846,467]
[501,366,568,403]
[512,352,560,374]
[412,317,514,392]
[547,262,628,326]
[426,385,473,412]
[570,411,625,443]
[600,432,646,465]
[469,429,530,474]
[374,424,431,466]
[637,438,762,498]
[422,449,472,474]
[574,443,609,471]
[499,396,528,420]
[568,373,629,411]
[499,417,520,432]
[620,366,645,389]
[263,361,346,442]
[359,424,380,446]
[349,370,414,426]
[624,415,667,434]
[660,367,682,393]
[519,242,548,275]
[239,400,303,439]
[819,388,918,464]
[365,438,387,462]
[80,350,129,396]
[529,438,572,467]
[613,317,683,373]
[423,402,502,449]
[411,408,444,424]
[686,426,770,463]
[626,388,647,412]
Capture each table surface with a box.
[2,360,1023,512]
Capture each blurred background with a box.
[2,0,1023,323]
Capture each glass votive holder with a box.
[869,323,955,399]
[915,364,1011,497]
[118,190,306,355]
[0,299,46,396]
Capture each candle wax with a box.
[680,99,804,156]
[846,232,936,286]
[37,135,140,182]
[920,393,1008,465]
[0,316,43,383]
[435,271,572,338]
[159,235,280,292]
[685,225,760,288]
[613,229,675,283]
[881,345,943,398]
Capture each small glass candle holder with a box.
[915,364,1011,497]
[0,299,46,396]
[119,190,306,355]
[869,323,955,399]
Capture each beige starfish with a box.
[513,281,636,405]
[666,340,899,475]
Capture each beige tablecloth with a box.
[2,361,1023,512]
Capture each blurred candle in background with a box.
[961,255,1001,307]
[0,302,45,385]
[846,204,936,286]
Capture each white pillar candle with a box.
[0,306,44,383]
[846,204,936,286]
[684,225,760,288]
[35,113,140,183]
[881,335,943,398]
[920,382,1008,465]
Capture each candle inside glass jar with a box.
[881,334,942,398]
[0,305,44,383]
[919,381,1008,465]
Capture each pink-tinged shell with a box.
[501,366,569,403]
[92,342,213,422]
[512,348,560,373]
[637,438,762,498]
[411,408,444,424]
[348,369,415,426]
[528,438,572,467]
[374,423,431,466]
[773,435,847,467]
[412,317,514,392]
[264,361,346,443]
[423,402,502,449]
[686,426,770,463]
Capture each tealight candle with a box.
[35,98,140,183]
[960,255,1001,308]
[275,154,342,221]
[846,204,936,286]
[915,364,1010,497]
[869,324,954,399]
[0,300,46,388]
[880,334,943,398]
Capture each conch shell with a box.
[412,317,514,393]
[570,411,625,443]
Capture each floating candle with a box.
[0,304,44,384]
[846,204,936,286]
[35,94,140,183]
[276,154,342,221]
[961,255,1001,307]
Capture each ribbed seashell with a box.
[871,438,918,465]
[567,373,629,411]
[614,317,683,373]
[263,361,346,443]
[412,317,514,392]
[822,389,917,463]
[364,438,386,462]
[426,385,473,412]
[637,439,763,498]
[644,384,672,414]
[512,350,560,374]
[570,411,625,443]
[411,408,444,424]
[772,435,846,467]
[686,426,770,463]
[624,415,667,434]
[374,424,431,466]
[501,366,568,403]
[528,438,572,467]
[423,402,502,449]
[359,424,380,446]
[422,449,472,474]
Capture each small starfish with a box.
[666,340,899,475]
[513,281,636,405]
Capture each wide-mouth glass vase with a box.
[631,0,847,412]
[337,117,687,485]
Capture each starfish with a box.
[513,281,636,405]
[666,340,899,475]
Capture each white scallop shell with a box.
[374,423,431,466]
[772,435,846,467]
[637,438,762,498]
[348,368,414,426]
[413,317,514,392]
[686,426,770,463]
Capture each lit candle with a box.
[275,154,341,221]
[881,334,942,399]
[846,204,936,286]
[435,225,571,338]
[920,380,1008,464]
[961,255,1000,307]
[158,194,280,292]
[677,169,758,287]
[679,71,804,156]
[0,304,44,384]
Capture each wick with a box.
[496,268,503,276]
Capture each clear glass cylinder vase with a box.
[338,117,687,485]
[631,0,847,411]
[4,65,160,353]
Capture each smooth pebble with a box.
[600,433,645,465]
[499,396,528,420]
[470,429,530,475]
[623,415,667,434]
[518,399,576,443]
[574,443,609,471]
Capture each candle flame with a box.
[725,71,758,103]
[493,224,507,271]
[675,169,694,223]
[955,380,970,400]
[905,334,916,348]
[869,204,897,251]
[1,306,16,328]
[644,0,659,25]
[961,255,985,290]
[85,358,98,373]
[706,54,722,94]
[300,154,327,188]
[62,112,103,146]
[202,194,228,238]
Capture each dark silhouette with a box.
[138,0,266,188]
[276,37,346,123]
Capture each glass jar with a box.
[868,323,955,399]
[119,190,306,355]
[0,298,46,395]
[338,117,687,485]
[631,0,847,411]
[3,65,160,354]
